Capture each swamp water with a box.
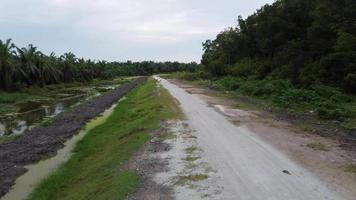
[0,85,119,137]
[1,103,118,200]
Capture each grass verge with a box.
[28,78,180,200]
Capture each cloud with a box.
[0,0,274,62]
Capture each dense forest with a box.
[200,0,356,93]
[0,39,196,90]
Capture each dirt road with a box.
[155,76,344,200]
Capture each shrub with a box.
[344,73,356,94]
[216,76,242,90]
[316,107,350,120]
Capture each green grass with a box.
[158,132,177,140]
[28,78,180,200]
[175,174,209,186]
[346,164,356,174]
[185,146,198,154]
[306,142,330,151]
[0,135,17,144]
[184,156,200,162]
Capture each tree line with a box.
[201,0,356,93]
[0,39,197,90]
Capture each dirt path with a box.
[0,77,147,198]
[155,76,347,200]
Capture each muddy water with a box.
[0,85,119,137]
[1,103,117,200]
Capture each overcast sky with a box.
[0,0,273,62]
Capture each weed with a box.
[185,146,198,154]
[345,164,356,174]
[184,156,200,162]
[0,135,17,144]
[306,142,330,151]
[159,132,177,140]
[175,174,209,186]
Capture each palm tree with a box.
[16,44,41,86]
[43,52,62,84]
[60,52,79,83]
[36,52,62,86]
[0,39,17,90]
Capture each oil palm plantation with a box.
[0,39,18,90]
[16,44,41,86]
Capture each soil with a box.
[171,79,356,199]
[125,120,226,200]
[124,122,174,200]
[0,77,147,198]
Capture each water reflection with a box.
[0,95,86,136]
[54,103,64,115]
[0,122,5,136]
[0,84,118,137]
[12,121,27,135]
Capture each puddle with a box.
[1,103,118,200]
[0,97,81,136]
[0,84,119,137]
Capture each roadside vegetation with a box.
[168,72,356,130]
[28,79,181,200]
[166,0,356,131]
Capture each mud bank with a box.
[0,77,147,198]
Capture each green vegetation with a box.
[157,84,185,120]
[200,0,356,93]
[0,135,17,144]
[171,72,356,128]
[185,146,198,154]
[159,132,177,140]
[0,77,134,115]
[0,39,197,91]
[175,174,209,186]
[28,79,180,200]
[184,156,200,162]
[346,164,356,174]
[306,142,329,151]
[168,0,356,129]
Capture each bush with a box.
[313,85,353,103]
[216,77,243,90]
[171,70,210,81]
[316,107,350,120]
[229,59,257,77]
[344,73,356,94]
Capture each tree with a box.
[0,39,18,90]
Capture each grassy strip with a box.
[28,78,180,200]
